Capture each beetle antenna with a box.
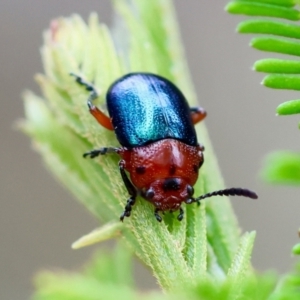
[194,188,258,202]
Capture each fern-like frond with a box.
[226,0,300,113]
[226,0,300,184]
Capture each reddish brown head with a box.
[120,139,204,212]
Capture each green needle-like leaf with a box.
[238,20,300,39]
[227,231,256,278]
[277,99,300,115]
[251,37,300,57]
[72,222,123,249]
[183,202,207,279]
[226,1,300,20]
[234,0,296,7]
[224,232,256,299]
[255,59,300,74]
[263,74,300,90]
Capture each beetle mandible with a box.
[71,72,257,222]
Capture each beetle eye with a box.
[187,185,194,196]
[145,189,155,199]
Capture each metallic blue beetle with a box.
[71,72,257,222]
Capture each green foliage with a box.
[20,0,300,299]
[292,243,300,255]
[238,20,300,38]
[277,99,300,115]
[32,243,300,300]
[270,263,300,299]
[254,59,300,74]
[261,151,300,184]
[71,222,122,249]
[33,245,141,300]
[226,0,300,185]
[226,2,300,296]
[19,0,259,297]
[226,1,300,20]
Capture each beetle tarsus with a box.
[70,72,99,112]
[70,72,98,96]
[120,196,136,221]
[83,150,102,158]
[154,209,162,222]
[83,147,118,158]
[177,208,184,221]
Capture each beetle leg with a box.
[177,207,184,221]
[190,107,207,125]
[119,161,137,221]
[120,197,136,221]
[70,73,113,130]
[83,147,119,159]
[154,208,162,222]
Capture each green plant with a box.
[226,0,300,185]
[226,0,300,285]
[20,0,300,299]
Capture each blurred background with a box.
[1,0,300,299]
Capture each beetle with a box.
[71,72,257,222]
